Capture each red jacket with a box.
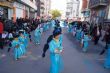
[0,22,3,34]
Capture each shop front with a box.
[0,1,13,19]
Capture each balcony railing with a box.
[89,0,108,9]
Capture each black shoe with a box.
[7,48,11,52]
[42,53,45,58]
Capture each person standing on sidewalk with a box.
[92,25,101,45]
[100,26,110,55]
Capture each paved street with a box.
[0,28,110,73]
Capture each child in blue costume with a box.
[72,25,77,37]
[82,33,91,52]
[76,27,81,40]
[46,22,49,30]
[11,35,22,60]
[34,26,41,44]
[19,31,26,55]
[59,34,63,47]
[43,23,48,31]
[23,30,29,48]
[68,23,72,33]
[48,21,51,29]
[54,27,63,46]
[49,30,63,73]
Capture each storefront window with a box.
[0,7,8,19]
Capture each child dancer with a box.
[34,25,41,45]
[49,29,63,73]
[76,27,82,40]
[82,33,91,52]
[11,34,22,60]
[23,30,29,48]
[19,31,26,55]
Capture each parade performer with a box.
[23,30,29,48]
[42,27,63,58]
[51,20,55,28]
[34,25,41,45]
[76,27,82,40]
[72,25,77,37]
[19,31,26,55]
[49,30,63,73]
[68,23,72,33]
[11,34,22,60]
[82,33,91,52]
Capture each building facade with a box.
[0,0,37,22]
[66,0,81,20]
[104,1,110,23]
[14,0,37,19]
[0,0,13,19]
[89,0,109,24]
[44,0,51,16]
[81,0,90,21]
[36,0,45,17]
[36,0,51,17]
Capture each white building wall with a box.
[14,2,24,18]
[16,8,23,18]
[66,0,82,19]
[8,8,13,19]
[79,0,83,20]
[21,0,37,10]
[72,3,78,18]
[44,0,51,16]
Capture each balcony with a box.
[89,0,108,9]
